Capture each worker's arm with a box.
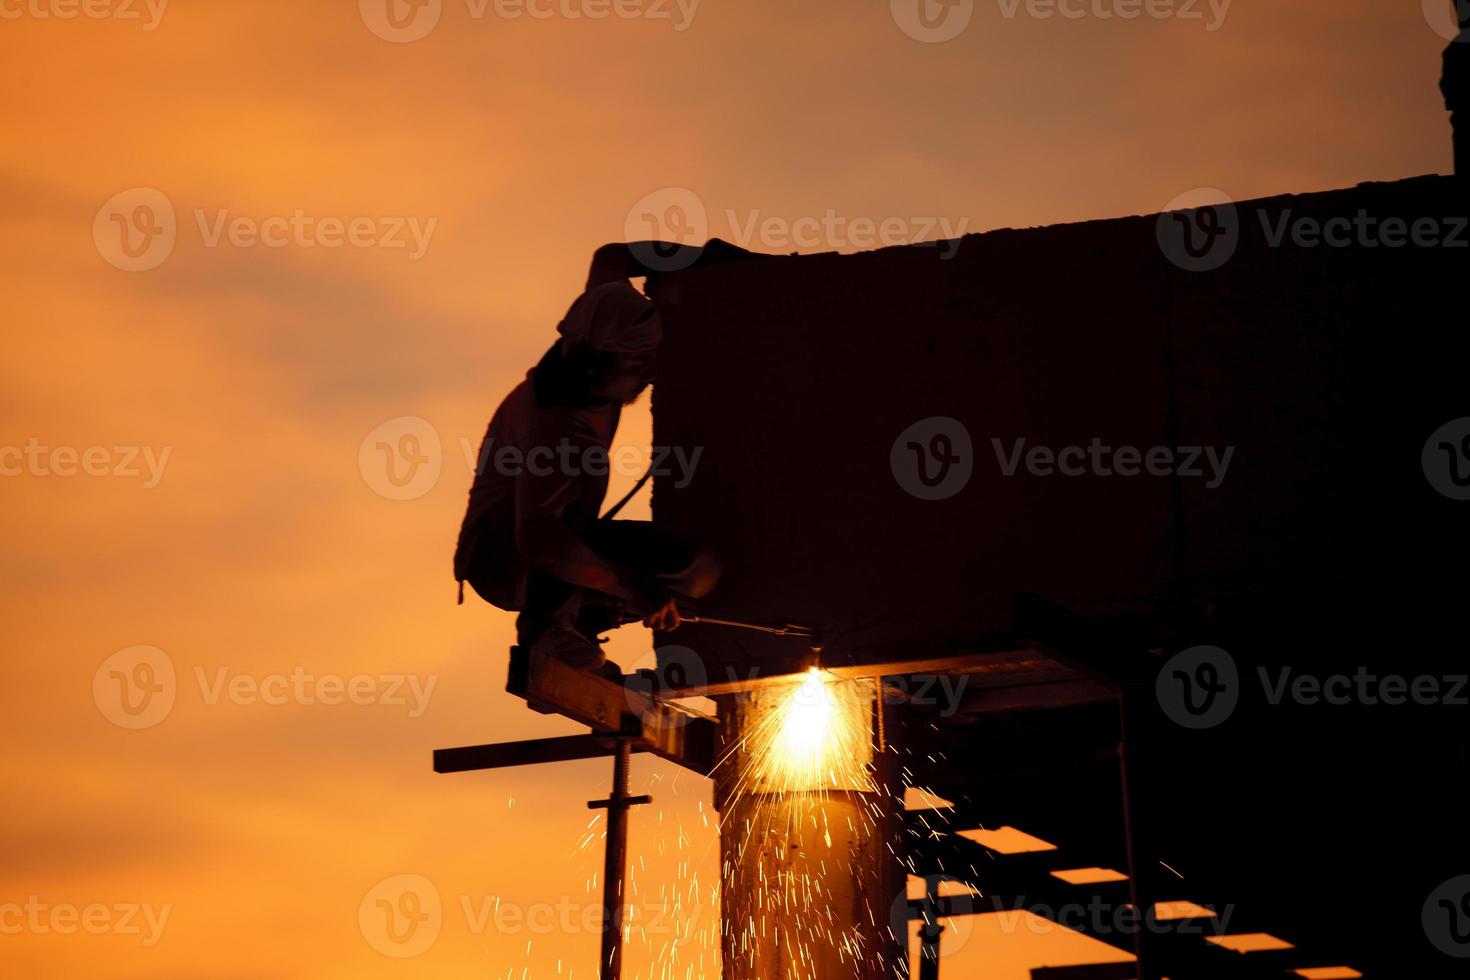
[586,242,697,287]
[585,239,755,288]
[513,443,680,629]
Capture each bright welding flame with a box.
[775,668,836,761]
[755,668,873,794]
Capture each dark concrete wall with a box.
[651,176,1469,672]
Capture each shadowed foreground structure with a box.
[651,175,1470,978]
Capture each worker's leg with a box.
[463,563,605,668]
[585,521,719,596]
[513,572,580,646]
[520,582,609,670]
[497,522,719,668]
[566,523,717,646]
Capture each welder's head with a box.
[590,348,657,405]
[557,281,661,355]
[549,281,660,404]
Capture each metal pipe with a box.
[601,740,630,979]
[918,876,945,980]
[588,737,652,979]
[1118,686,1159,980]
[683,613,815,638]
[621,607,822,649]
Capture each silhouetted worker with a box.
[454,244,735,674]
[1445,3,1470,176]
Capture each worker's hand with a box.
[618,571,681,630]
[642,595,682,632]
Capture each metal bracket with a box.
[503,645,717,775]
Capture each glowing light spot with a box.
[1152,899,1217,920]
[1051,867,1129,885]
[956,825,1057,854]
[744,669,876,794]
[1206,932,1295,952]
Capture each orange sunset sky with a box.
[0,1,1457,977]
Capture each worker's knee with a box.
[671,546,721,599]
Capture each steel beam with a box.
[434,734,642,773]
[659,643,1081,698]
[652,592,1159,699]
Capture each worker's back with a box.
[454,374,620,610]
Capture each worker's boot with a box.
[530,624,606,672]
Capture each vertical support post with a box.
[876,686,922,980]
[1118,685,1161,980]
[588,737,652,980]
[917,875,944,980]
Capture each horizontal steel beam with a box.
[660,643,1082,698]
[958,678,1119,714]
[434,734,642,773]
[654,592,1158,698]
